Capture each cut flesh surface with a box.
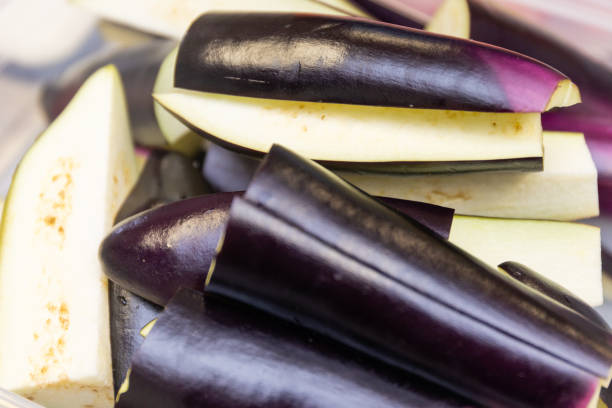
[449,216,602,306]
[425,0,470,38]
[340,132,598,220]
[72,0,364,39]
[155,89,543,173]
[0,66,138,408]
[153,47,201,156]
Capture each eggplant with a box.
[499,261,609,330]
[108,149,210,391]
[202,143,259,192]
[203,131,599,221]
[116,288,477,408]
[176,13,577,113]
[207,144,612,408]
[101,192,454,306]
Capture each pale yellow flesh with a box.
[340,132,598,220]
[153,47,202,156]
[449,216,602,306]
[0,66,138,408]
[139,319,158,338]
[156,89,542,163]
[72,0,365,40]
[545,79,582,111]
[426,0,470,38]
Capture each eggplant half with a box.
[116,288,477,408]
[175,13,577,113]
[206,144,612,408]
[108,149,210,391]
[100,192,454,306]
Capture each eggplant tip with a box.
[546,79,581,110]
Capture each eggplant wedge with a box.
[108,149,210,391]
[116,288,477,408]
[100,192,454,306]
[207,144,612,408]
[175,13,577,113]
[155,89,544,174]
[499,261,608,330]
[340,131,599,220]
[203,131,598,220]
[448,215,602,306]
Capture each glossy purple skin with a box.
[175,13,566,113]
[116,288,477,408]
[207,145,612,408]
[101,190,454,306]
[108,149,209,390]
[499,261,609,330]
[101,193,236,306]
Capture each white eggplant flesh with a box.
[0,66,138,408]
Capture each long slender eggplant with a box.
[116,288,477,408]
[499,261,608,330]
[108,149,210,391]
[206,144,612,408]
[176,13,577,113]
[100,192,454,306]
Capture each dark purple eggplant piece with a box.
[108,149,210,391]
[499,261,609,330]
[175,13,573,113]
[116,288,477,408]
[101,191,454,306]
[43,40,175,147]
[202,143,259,192]
[207,144,612,408]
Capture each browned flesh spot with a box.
[427,190,472,202]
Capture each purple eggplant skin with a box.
[102,193,236,306]
[202,143,259,192]
[348,0,424,28]
[207,144,612,408]
[499,261,609,330]
[108,149,211,390]
[175,13,569,113]
[101,192,454,307]
[116,288,478,408]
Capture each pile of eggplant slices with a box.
[3,1,612,408]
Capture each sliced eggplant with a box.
[155,87,544,173]
[100,192,454,306]
[449,216,602,306]
[499,262,608,330]
[340,131,598,220]
[72,0,367,40]
[108,149,210,391]
[207,144,612,408]
[116,288,476,408]
[176,13,577,113]
[203,131,597,220]
[0,66,137,407]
